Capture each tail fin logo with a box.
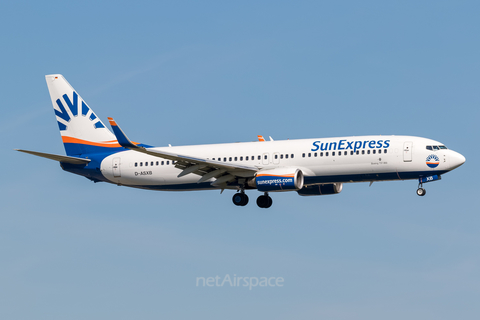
[55,91,105,131]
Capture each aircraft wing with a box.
[107,118,259,184]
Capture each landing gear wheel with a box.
[416,188,426,196]
[232,193,249,206]
[256,195,273,208]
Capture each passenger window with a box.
[140,162,143,166]
[264,155,267,160]
[326,152,329,156]
[246,156,249,161]
[285,154,288,159]
[258,155,261,160]
[135,162,138,167]
[367,150,370,154]
[151,161,154,166]
[338,151,341,156]
[291,154,294,158]
[145,162,148,166]
[308,153,311,157]
[280,154,283,159]
[274,155,278,159]
[224,157,227,162]
[314,152,317,157]
[320,152,323,157]
[344,151,347,155]
[234,157,237,161]
[332,152,335,156]
[350,151,354,155]
[361,150,365,155]
[302,153,305,158]
[384,149,387,154]
[167,161,170,165]
[240,156,243,161]
[161,161,164,165]
[356,151,359,155]
[229,157,232,161]
[373,150,376,154]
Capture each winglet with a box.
[257,135,265,142]
[108,117,139,149]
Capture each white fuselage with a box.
[99,135,465,191]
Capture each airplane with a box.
[16,74,466,208]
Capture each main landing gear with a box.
[232,191,273,208]
[232,192,249,206]
[256,192,273,209]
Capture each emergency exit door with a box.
[403,142,412,162]
[112,157,121,177]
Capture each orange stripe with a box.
[62,136,122,148]
[257,135,265,142]
[107,117,117,126]
[61,136,140,147]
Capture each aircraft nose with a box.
[450,151,466,169]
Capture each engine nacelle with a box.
[297,183,343,196]
[252,168,304,192]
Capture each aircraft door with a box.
[403,142,412,162]
[112,157,121,177]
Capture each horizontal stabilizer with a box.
[15,149,91,164]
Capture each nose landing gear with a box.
[416,186,426,196]
[416,175,441,196]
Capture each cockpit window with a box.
[427,145,448,150]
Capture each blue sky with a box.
[1,1,479,319]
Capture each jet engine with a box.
[297,183,343,196]
[249,168,304,192]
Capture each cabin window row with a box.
[210,154,295,162]
[135,160,176,167]
[302,149,387,158]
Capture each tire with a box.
[257,195,267,208]
[416,188,426,196]
[233,193,249,206]
[257,195,272,208]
